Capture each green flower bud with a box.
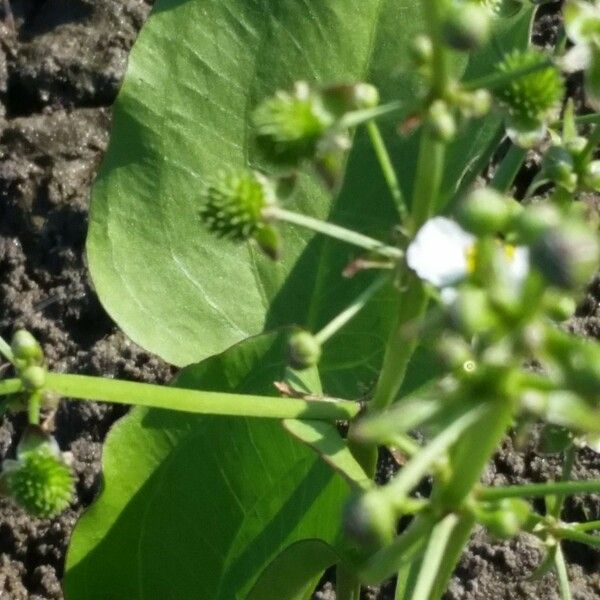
[457,188,515,234]
[343,491,396,549]
[531,223,600,290]
[436,335,474,371]
[442,2,491,51]
[476,498,531,538]
[287,330,322,370]
[542,291,577,321]
[448,286,498,336]
[321,82,380,116]
[410,35,433,67]
[512,203,562,243]
[4,438,74,518]
[427,100,456,142]
[253,81,334,165]
[582,159,600,191]
[542,146,577,192]
[494,50,564,147]
[457,88,492,118]
[10,330,43,363]
[20,365,46,392]
[199,169,276,242]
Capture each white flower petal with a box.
[560,44,592,73]
[564,0,600,45]
[407,217,475,287]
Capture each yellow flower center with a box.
[465,244,477,274]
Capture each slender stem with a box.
[0,336,14,364]
[550,527,600,548]
[462,57,553,92]
[554,544,572,600]
[338,101,405,129]
[28,392,41,426]
[410,513,460,600]
[0,378,22,396]
[490,144,527,193]
[314,274,390,344]
[422,0,448,97]
[410,130,446,230]
[39,373,361,420]
[336,565,361,600]
[360,515,433,584]
[549,444,577,520]
[264,207,403,260]
[571,519,600,532]
[366,121,407,221]
[478,479,600,501]
[574,113,600,126]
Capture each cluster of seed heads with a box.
[7,448,74,518]
[495,49,564,124]
[198,170,274,241]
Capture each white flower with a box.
[406,217,475,287]
[406,216,530,296]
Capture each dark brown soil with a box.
[0,1,598,599]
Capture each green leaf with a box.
[87,0,532,396]
[64,331,351,599]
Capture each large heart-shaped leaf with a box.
[65,331,355,599]
[87,0,532,396]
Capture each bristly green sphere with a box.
[8,449,74,518]
[253,81,334,165]
[199,170,275,241]
[494,49,564,144]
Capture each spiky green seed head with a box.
[11,330,43,364]
[6,446,74,518]
[287,330,322,370]
[253,82,334,165]
[494,50,564,146]
[199,170,275,242]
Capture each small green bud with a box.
[442,2,491,51]
[476,498,531,538]
[582,160,600,191]
[20,365,46,392]
[254,81,334,165]
[427,100,456,142]
[287,330,322,370]
[542,146,577,192]
[4,440,74,518]
[436,335,474,370]
[512,203,562,243]
[448,286,498,336]
[531,223,600,290]
[457,88,492,118]
[11,330,43,363]
[199,169,275,242]
[457,188,515,234]
[542,291,577,321]
[343,491,396,549]
[321,82,380,115]
[410,35,433,67]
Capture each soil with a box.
[0,1,598,599]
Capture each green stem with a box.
[28,392,41,426]
[462,57,553,92]
[366,121,407,221]
[37,373,360,420]
[422,0,448,97]
[573,113,600,126]
[579,124,600,164]
[549,444,576,520]
[490,144,527,193]
[550,527,600,548]
[478,479,600,501]
[265,207,403,260]
[554,544,572,600]
[314,274,391,344]
[0,336,14,364]
[571,519,600,532]
[338,101,405,129]
[0,378,23,396]
[360,514,433,584]
[336,565,361,600]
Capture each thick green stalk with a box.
[336,566,361,600]
[36,373,360,420]
[490,144,527,193]
[572,519,600,532]
[0,378,23,396]
[554,544,572,600]
[265,207,403,259]
[478,479,600,500]
[550,527,600,548]
[366,121,408,221]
